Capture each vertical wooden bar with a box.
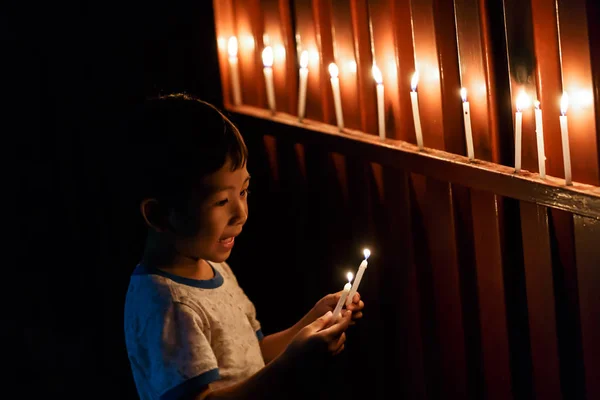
[409,175,468,399]
[232,0,265,108]
[312,0,336,125]
[350,0,377,134]
[368,0,413,142]
[293,1,325,122]
[520,202,562,400]
[260,0,296,114]
[408,2,469,398]
[330,0,361,130]
[453,0,495,161]
[530,0,564,179]
[573,215,600,399]
[503,0,538,173]
[410,0,462,152]
[548,209,585,399]
[557,0,599,186]
[213,0,235,108]
[470,189,513,400]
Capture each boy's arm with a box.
[196,311,351,400]
[258,292,364,364]
[258,313,314,364]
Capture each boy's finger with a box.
[320,311,351,338]
[352,312,363,320]
[346,300,364,312]
[353,293,361,303]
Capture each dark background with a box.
[7,1,380,398]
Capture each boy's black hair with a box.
[125,93,247,209]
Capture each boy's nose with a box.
[230,199,248,225]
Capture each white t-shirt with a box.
[124,261,265,400]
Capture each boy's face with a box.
[170,158,250,263]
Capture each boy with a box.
[123,94,365,400]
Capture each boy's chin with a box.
[208,250,232,263]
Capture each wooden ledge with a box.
[229,105,600,220]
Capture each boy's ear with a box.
[140,199,171,232]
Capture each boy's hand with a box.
[310,292,365,326]
[286,310,352,359]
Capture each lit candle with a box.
[534,100,546,179]
[227,37,242,106]
[410,72,424,150]
[373,65,385,140]
[332,272,353,320]
[262,46,276,114]
[460,88,475,160]
[346,249,371,306]
[514,90,530,172]
[559,92,572,185]
[328,63,344,131]
[297,50,309,121]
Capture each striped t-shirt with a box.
[124,261,265,400]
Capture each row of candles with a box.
[227,37,574,186]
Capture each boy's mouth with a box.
[219,237,235,244]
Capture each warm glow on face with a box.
[561,92,569,115]
[460,87,467,102]
[300,50,308,69]
[227,36,238,58]
[363,248,371,259]
[347,272,354,282]
[328,63,339,78]
[372,65,383,84]
[262,46,273,67]
[411,72,419,91]
[516,90,531,112]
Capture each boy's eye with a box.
[241,188,251,197]
[215,198,229,206]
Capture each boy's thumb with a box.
[309,311,333,331]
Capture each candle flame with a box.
[328,62,339,78]
[262,46,273,68]
[411,72,419,91]
[363,248,371,259]
[347,272,354,282]
[300,50,308,69]
[460,87,467,102]
[534,100,541,110]
[227,36,238,57]
[561,92,569,115]
[372,64,383,84]
[516,90,531,112]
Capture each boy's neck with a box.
[141,232,215,281]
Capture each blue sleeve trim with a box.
[160,368,220,400]
[256,329,264,341]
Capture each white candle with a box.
[534,101,546,179]
[372,65,385,140]
[346,248,371,306]
[514,90,530,172]
[410,72,424,150]
[298,50,309,121]
[262,46,276,114]
[460,88,475,160]
[332,272,353,320]
[328,63,344,131]
[227,37,242,106]
[559,92,573,185]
